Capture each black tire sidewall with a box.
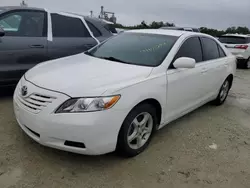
[116,103,158,157]
[214,79,230,105]
[246,59,250,69]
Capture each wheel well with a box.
[227,74,233,89]
[134,99,162,126]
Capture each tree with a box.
[164,22,175,27]
[114,20,174,29]
[199,27,225,37]
[113,21,249,37]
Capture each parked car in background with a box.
[116,28,126,34]
[219,34,250,69]
[161,27,200,32]
[14,29,236,157]
[0,6,113,86]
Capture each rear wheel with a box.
[245,58,250,69]
[213,78,230,105]
[116,103,157,157]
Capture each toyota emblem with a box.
[21,86,28,96]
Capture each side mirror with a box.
[173,57,196,69]
[0,27,5,37]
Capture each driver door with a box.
[165,37,207,122]
[0,10,48,85]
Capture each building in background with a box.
[90,6,117,24]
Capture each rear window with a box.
[219,36,250,44]
[51,14,90,38]
[104,24,117,34]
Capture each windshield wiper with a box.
[99,56,132,64]
[84,51,93,56]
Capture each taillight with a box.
[234,45,248,49]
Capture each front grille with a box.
[17,87,56,113]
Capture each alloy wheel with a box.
[220,80,230,102]
[127,112,153,150]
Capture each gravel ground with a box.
[0,70,250,188]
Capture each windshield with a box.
[86,32,178,67]
[219,36,250,44]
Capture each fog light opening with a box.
[64,141,86,149]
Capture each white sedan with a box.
[13,29,236,157]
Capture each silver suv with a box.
[219,34,250,69]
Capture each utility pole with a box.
[20,0,28,7]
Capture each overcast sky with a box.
[1,0,250,29]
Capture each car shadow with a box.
[0,86,15,98]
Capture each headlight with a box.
[55,95,120,113]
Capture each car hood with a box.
[25,54,153,97]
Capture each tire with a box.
[244,57,250,69]
[116,103,158,157]
[213,78,231,106]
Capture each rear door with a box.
[0,10,48,84]
[48,13,98,60]
[200,37,228,97]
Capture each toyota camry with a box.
[13,29,236,157]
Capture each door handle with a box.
[30,44,45,48]
[201,68,208,73]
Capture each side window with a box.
[201,37,220,61]
[0,11,45,37]
[51,14,91,38]
[174,37,203,63]
[86,21,102,37]
[218,44,226,58]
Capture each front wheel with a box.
[213,78,230,105]
[116,103,157,157]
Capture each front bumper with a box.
[13,78,127,155]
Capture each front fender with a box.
[109,73,167,125]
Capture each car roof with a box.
[57,12,108,24]
[127,29,207,37]
[221,34,250,38]
[161,26,199,30]
[0,6,44,13]
[127,29,187,36]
